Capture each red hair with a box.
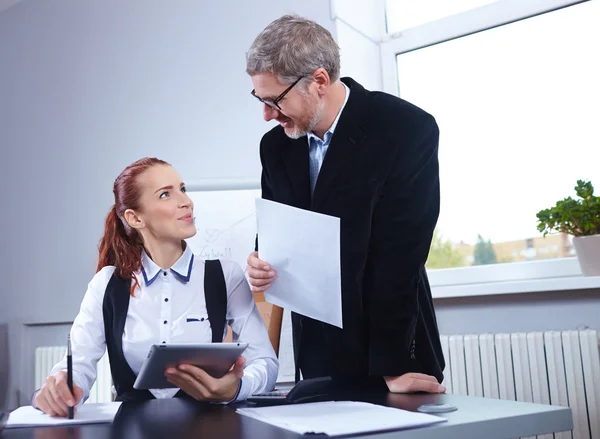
[97,157,170,295]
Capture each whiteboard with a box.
[186,188,260,270]
[185,182,295,383]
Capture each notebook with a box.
[6,402,122,428]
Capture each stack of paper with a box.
[6,402,122,428]
[237,401,446,436]
[256,198,343,328]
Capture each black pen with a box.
[67,333,74,419]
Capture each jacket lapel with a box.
[283,136,312,209]
[311,78,369,210]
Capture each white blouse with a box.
[50,244,279,402]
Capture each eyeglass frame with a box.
[250,76,304,110]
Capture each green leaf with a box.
[535,180,600,237]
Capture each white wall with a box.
[0,0,335,409]
[333,0,386,90]
[435,290,600,336]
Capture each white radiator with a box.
[441,330,600,439]
[34,346,113,403]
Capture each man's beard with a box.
[284,95,324,139]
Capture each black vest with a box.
[102,259,227,402]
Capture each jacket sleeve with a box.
[366,114,440,377]
[256,137,274,252]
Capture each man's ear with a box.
[124,209,144,230]
[312,67,331,95]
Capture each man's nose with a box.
[263,104,279,122]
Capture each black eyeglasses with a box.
[251,76,303,110]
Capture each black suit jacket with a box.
[258,77,445,386]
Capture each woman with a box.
[33,157,278,416]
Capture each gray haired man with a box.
[246,15,446,394]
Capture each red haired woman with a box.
[33,158,278,416]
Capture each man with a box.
[245,15,445,394]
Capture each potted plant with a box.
[536,180,600,276]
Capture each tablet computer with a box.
[133,342,248,390]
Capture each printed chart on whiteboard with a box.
[185,189,261,270]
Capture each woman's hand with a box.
[34,371,84,417]
[165,356,245,402]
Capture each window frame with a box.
[379,0,591,287]
[381,0,587,95]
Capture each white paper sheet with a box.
[255,199,342,328]
[237,401,446,436]
[6,402,122,428]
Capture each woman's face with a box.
[126,164,196,243]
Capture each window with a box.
[390,1,599,270]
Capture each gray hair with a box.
[246,15,340,87]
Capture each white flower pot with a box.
[573,234,600,276]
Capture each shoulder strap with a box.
[103,271,153,401]
[204,260,228,343]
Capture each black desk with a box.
[1,391,572,439]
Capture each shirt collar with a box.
[307,82,350,145]
[140,243,195,286]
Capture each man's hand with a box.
[384,373,446,393]
[34,371,84,417]
[246,251,277,293]
[165,357,246,402]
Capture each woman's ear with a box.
[124,209,144,230]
